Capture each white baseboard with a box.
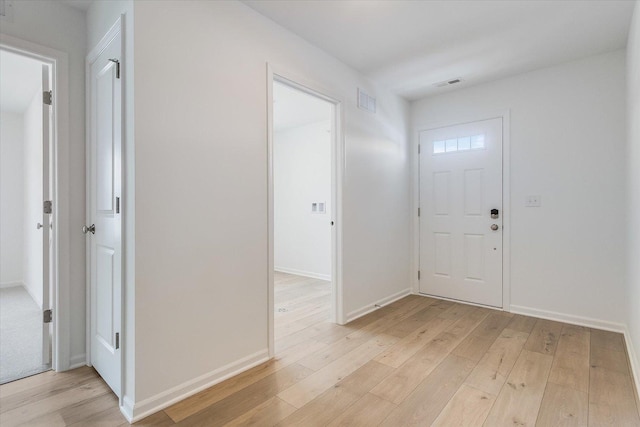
[510,304,640,399]
[345,288,411,323]
[121,349,269,423]
[0,281,23,289]
[69,353,86,370]
[623,325,640,405]
[274,267,330,281]
[509,304,627,333]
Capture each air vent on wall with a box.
[357,88,376,113]
[434,78,463,88]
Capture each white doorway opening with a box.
[0,48,54,384]
[267,69,344,357]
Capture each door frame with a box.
[413,111,511,311]
[266,64,345,357]
[0,34,68,370]
[85,16,125,398]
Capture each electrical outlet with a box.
[525,195,541,207]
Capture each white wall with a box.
[0,111,24,285]
[275,120,332,280]
[412,50,627,326]
[0,0,87,367]
[22,91,43,308]
[625,0,640,393]
[129,0,409,417]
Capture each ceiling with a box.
[0,50,42,113]
[243,0,635,100]
[274,81,332,131]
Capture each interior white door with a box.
[88,30,122,397]
[419,118,503,307]
[41,64,52,365]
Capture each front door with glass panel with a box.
[419,118,503,307]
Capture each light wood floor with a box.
[1,272,639,426]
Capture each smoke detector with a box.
[434,78,463,88]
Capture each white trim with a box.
[0,33,69,372]
[413,110,512,311]
[510,304,626,333]
[69,353,87,370]
[274,267,331,281]
[346,288,411,323]
[623,327,640,404]
[120,349,269,423]
[267,63,345,359]
[0,281,24,289]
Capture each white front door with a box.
[419,118,503,307]
[41,64,52,365]
[88,30,122,397]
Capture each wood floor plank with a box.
[590,329,625,352]
[298,295,434,371]
[548,324,590,392]
[506,314,538,334]
[0,377,112,427]
[326,393,396,427]
[379,355,477,426]
[537,382,588,427]
[176,363,313,426]
[3,277,640,427]
[371,307,489,404]
[483,349,553,426]
[430,384,495,427]
[276,361,394,427]
[464,328,530,396]
[277,334,398,409]
[524,318,564,356]
[452,312,512,362]
[374,309,458,368]
[382,299,455,338]
[225,397,297,427]
[589,363,640,426]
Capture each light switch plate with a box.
[525,195,541,207]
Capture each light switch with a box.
[525,195,541,207]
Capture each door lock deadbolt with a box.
[491,208,499,219]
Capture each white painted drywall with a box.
[22,91,43,308]
[0,111,24,285]
[275,120,332,279]
[626,0,640,390]
[412,50,627,325]
[130,0,409,411]
[0,0,87,367]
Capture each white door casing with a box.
[419,118,503,308]
[88,29,122,397]
[42,64,52,365]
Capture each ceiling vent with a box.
[434,78,462,88]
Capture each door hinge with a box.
[43,90,52,105]
[418,207,421,217]
[418,144,421,154]
[43,200,52,214]
[418,270,421,280]
[43,309,53,323]
[115,332,120,349]
[116,196,120,214]
[109,58,120,79]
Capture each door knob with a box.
[82,224,96,234]
[491,224,499,231]
[37,223,43,229]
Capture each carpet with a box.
[0,285,50,384]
